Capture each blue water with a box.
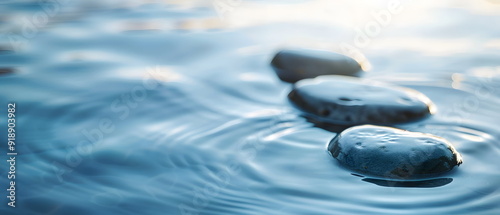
[1,0,500,214]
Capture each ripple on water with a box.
[2,54,500,215]
[0,1,499,214]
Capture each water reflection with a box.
[362,177,453,188]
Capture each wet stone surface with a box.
[271,49,362,83]
[328,125,463,179]
[288,75,435,126]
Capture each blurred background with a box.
[1,0,500,214]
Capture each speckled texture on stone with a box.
[328,125,463,179]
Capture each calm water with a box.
[1,0,500,214]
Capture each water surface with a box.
[1,0,500,214]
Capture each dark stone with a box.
[0,68,14,75]
[271,49,362,83]
[328,125,463,179]
[288,75,435,126]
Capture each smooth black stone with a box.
[271,49,362,83]
[328,125,463,179]
[289,75,435,126]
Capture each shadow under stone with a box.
[0,45,14,54]
[362,177,453,188]
[306,116,351,133]
[0,68,15,75]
